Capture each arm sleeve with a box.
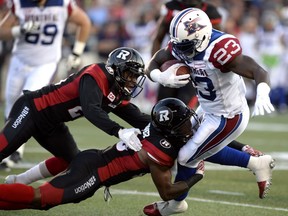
[79,75,123,137]
[112,103,151,130]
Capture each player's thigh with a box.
[0,96,36,159]
[48,150,102,204]
[34,123,80,162]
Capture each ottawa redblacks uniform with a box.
[40,123,180,208]
[0,62,150,163]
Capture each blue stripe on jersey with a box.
[187,113,242,163]
[20,0,64,8]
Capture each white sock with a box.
[15,161,52,184]
[247,156,257,171]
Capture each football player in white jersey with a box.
[0,0,91,168]
[144,8,275,215]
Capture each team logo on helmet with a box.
[184,18,206,36]
[159,139,171,149]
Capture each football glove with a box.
[66,53,81,73]
[118,128,142,152]
[252,82,275,116]
[12,21,40,37]
[150,64,190,88]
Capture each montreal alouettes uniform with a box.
[171,30,248,118]
[9,0,76,65]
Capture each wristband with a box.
[150,69,161,82]
[11,26,21,38]
[72,41,86,56]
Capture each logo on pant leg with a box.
[12,106,30,129]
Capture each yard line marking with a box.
[208,190,244,196]
[110,189,288,212]
[247,122,288,132]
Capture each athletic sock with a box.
[0,183,34,207]
[174,163,196,201]
[15,157,69,184]
[207,146,250,168]
[0,201,33,210]
[45,156,69,175]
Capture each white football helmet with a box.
[169,8,212,61]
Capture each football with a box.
[160,59,190,75]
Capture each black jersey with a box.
[98,123,180,187]
[163,1,222,29]
[23,63,150,136]
[45,123,181,208]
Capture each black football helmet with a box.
[107,47,146,98]
[151,98,199,144]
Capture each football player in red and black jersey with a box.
[0,47,150,181]
[0,98,205,211]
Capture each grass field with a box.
[0,104,287,216]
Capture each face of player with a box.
[122,70,139,93]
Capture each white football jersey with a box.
[9,0,77,65]
[171,30,248,118]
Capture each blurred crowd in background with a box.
[1,0,288,114]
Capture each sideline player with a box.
[0,0,91,168]
[144,8,275,215]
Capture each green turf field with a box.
[0,105,287,216]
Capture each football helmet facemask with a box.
[107,47,146,98]
[169,8,212,62]
[151,98,199,144]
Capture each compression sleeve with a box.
[79,75,123,137]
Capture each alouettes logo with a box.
[159,139,171,149]
[184,18,206,36]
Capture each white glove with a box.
[67,53,81,72]
[12,21,40,37]
[118,128,142,152]
[21,20,40,33]
[150,64,190,88]
[252,82,275,116]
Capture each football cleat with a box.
[242,145,264,157]
[253,155,275,199]
[143,200,188,216]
